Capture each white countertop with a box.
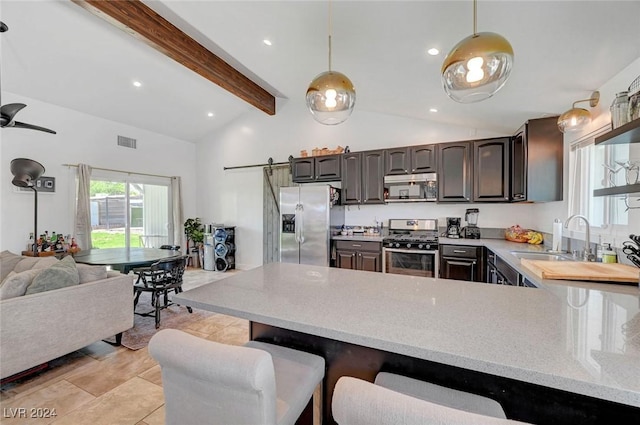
[175,262,640,408]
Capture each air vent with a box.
[117,135,137,149]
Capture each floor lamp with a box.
[10,158,45,255]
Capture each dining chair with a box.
[149,329,325,425]
[132,255,191,328]
[332,376,530,425]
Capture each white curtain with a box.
[171,176,184,250]
[74,163,92,250]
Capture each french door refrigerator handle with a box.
[297,203,305,244]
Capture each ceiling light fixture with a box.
[305,0,355,125]
[133,81,142,88]
[427,48,440,56]
[557,91,600,133]
[263,39,272,46]
[429,108,438,113]
[207,112,214,117]
[441,0,514,103]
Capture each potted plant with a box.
[184,218,204,267]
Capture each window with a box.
[89,170,173,249]
[568,125,632,233]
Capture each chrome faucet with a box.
[564,215,594,261]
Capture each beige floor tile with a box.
[207,325,249,346]
[0,380,95,425]
[139,405,164,425]
[138,366,162,387]
[78,341,123,361]
[64,348,157,397]
[1,352,97,402]
[50,378,163,425]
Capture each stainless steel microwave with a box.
[383,173,437,202]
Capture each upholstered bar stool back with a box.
[332,377,531,425]
[375,371,507,418]
[149,329,324,425]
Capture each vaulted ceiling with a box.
[2,0,639,142]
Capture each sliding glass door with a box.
[90,171,172,249]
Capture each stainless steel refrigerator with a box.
[280,185,344,266]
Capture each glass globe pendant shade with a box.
[557,108,591,133]
[306,71,356,125]
[441,32,514,103]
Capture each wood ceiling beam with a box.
[72,0,276,115]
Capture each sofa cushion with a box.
[25,256,79,295]
[77,263,108,283]
[1,250,24,282]
[0,269,43,300]
[14,256,59,274]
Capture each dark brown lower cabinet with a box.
[335,240,382,272]
[439,244,484,282]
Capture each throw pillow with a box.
[77,264,108,284]
[0,251,23,282]
[25,256,79,295]
[0,269,43,300]
[14,256,59,273]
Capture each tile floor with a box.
[0,268,249,425]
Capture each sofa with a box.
[0,251,134,379]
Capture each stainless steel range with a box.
[382,219,438,277]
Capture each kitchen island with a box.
[174,262,640,424]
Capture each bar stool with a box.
[375,371,507,418]
[332,376,531,425]
[149,329,325,425]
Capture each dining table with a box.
[73,247,181,274]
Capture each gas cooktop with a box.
[383,219,439,250]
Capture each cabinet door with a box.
[358,252,382,272]
[362,150,385,204]
[511,127,527,201]
[336,250,357,269]
[341,153,362,205]
[315,155,342,181]
[385,148,410,175]
[473,138,510,202]
[410,144,438,173]
[440,257,477,281]
[486,262,499,284]
[438,142,472,202]
[291,158,315,183]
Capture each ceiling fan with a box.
[0,103,57,134]
[0,21,56,135]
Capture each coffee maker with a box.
[462,208,481,239]
[446,217,461,238]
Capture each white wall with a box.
[1,92,197,254]
[532,57,640,245]
[196,98,542,269]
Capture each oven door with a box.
[383,248,438,278]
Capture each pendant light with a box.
[557,91,600,133]
[441,0,514,103]
[306,0,355,125]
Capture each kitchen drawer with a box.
[440,245,481,259]
[335,240,381,252]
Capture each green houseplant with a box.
[184,217,204,247]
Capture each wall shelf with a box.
[594,119,640,145]
[594,183,640,197]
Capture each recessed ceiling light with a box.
[429,108,438,113]
[427,48,440,56]
[207,112,214,117]
[133,80,142,87]
[263,39,272,46]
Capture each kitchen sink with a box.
[510,251,576,261]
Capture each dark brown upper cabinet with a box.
[410,144,438,173]
[342,150,385,205]
[438,141,472,202]
[473,137,510,202]
[384,144,438,175]
[511,116,563,202]
[292,155,341,183]
[362,150,385,204]
[385,148,410,175]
